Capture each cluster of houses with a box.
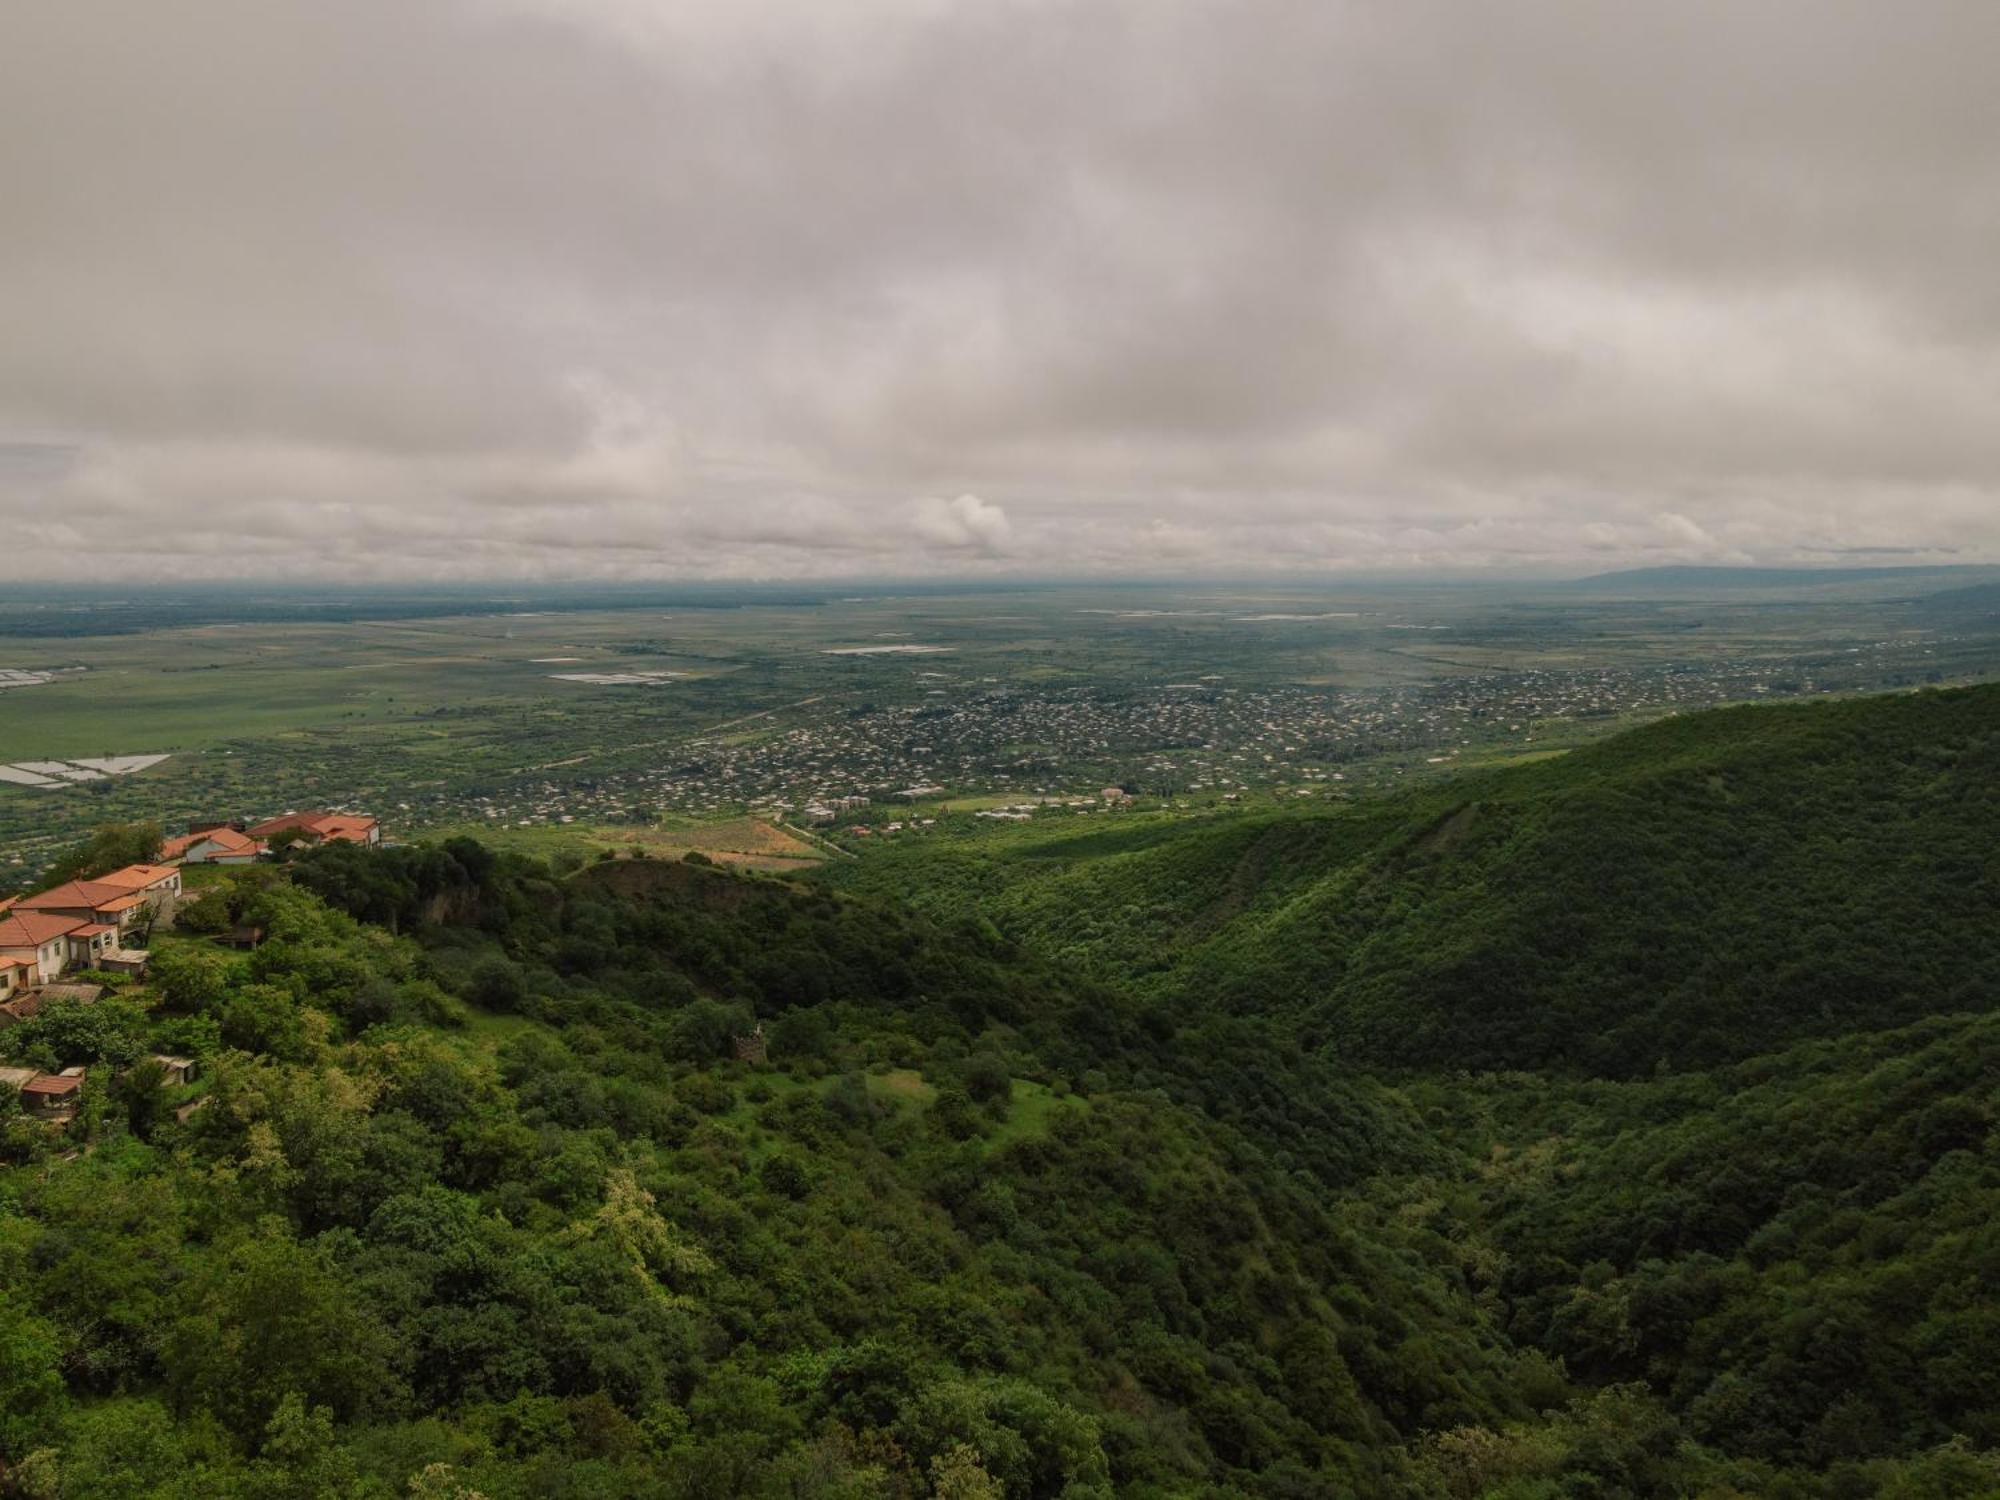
[0,858,185,1124]
[0,862,181,1003]
[160,809,381,866]
[0,809,378,1124]
[1,810,382,1000]
[800,794,874,824]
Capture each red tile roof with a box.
[0,911,88,948]
[246,811,330,838]
[246,811,376,843]
[15,881,147,914]
[94,864,179,890]
[164,828,261,860]
[15,880,112,908]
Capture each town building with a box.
[0,954,32,1002]
[0,862,172,985]
[37,982,105,1008]
[14,878,153,935]
[0,987,42,1026]
[151,1055,197,1087]
[162,826,266,864]
[20,1068,84,1121]
[245,811,381,847]
[0,910,89,985]
[90,864,182,906]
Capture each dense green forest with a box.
[2,686,1998,1496]
[836,685,2000,1075]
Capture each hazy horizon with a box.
[7,559,1994,590]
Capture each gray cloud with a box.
[4,0,1998,579]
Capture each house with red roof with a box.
[92,864,182,902]
[20,1069,84,1120]
[0,954,34,1004]
[245,810,380,847]
[14,879,152,935]
[0,909,93,985]
[161,826,266,865]
[0,860,177,985]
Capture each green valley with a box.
[0,685,1997,1496]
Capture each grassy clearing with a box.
[423,817,825,871]
[988,1080,1083,1148]
[867,1067,936,1104]
[645,817,822,860]
[457,1009,545,1053]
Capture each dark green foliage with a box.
[1453,1012,2000,1467]
[112,1059,172,1142]
[840,685,2000,1077]
[0,836,1526,1497]
[2,995,153,1072]
[5,687,2000,1495]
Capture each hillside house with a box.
[63,925,119,968]
[151,1054,197,1086]
[0,989,41,1027]
[0,865,173,985]
[15,878,153,936]
[162,826,265,865]
[37,983,105,1007]
[246,810,381,847]
[20,1069,84,1121]
[0,955,31,1002]
[0,910,88,985]
[92,863,182,906]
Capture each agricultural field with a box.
[3,569,1997,882]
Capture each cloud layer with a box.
[5,0,1999,579]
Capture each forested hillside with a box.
[0,843,1543,1497]
[1,686,1997,1496]
[837,685,2000,1075]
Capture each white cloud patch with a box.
[912,494,1014,554]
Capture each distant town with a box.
[1,576,1988,887]
[366,649,1948,835]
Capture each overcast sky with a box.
[6,1,2000,581]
